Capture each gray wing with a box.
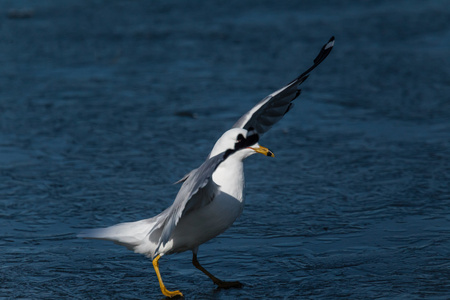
[156,152,227,250]
[233,36,335,134]
[173,168,197,184]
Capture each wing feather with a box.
[233,36,334,134]
[155,152,226,250]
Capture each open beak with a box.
[249,145,275,157]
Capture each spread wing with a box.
[174,37,335,185]
[155,151,227,250]
[233,36,335,134]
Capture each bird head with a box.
[209,128,274,160]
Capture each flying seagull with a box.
[79,36,335,298]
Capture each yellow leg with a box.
[192,253,242,288]
[152,255,183,298]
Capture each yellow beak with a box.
[250,145,275,157]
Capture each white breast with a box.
[212,158,245,201]
[163,158,246,254]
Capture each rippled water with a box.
[1,0,449,299]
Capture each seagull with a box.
[78,36,334,298]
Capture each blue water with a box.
[1,0,449,299]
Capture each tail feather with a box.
[78,219,158,254]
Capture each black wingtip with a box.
[284,102,295,115]
[313,36,335,65]
[325,36,335,50]
[298,74,309,85]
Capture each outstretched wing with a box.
[155,151,228,250]
[233,36,335,134]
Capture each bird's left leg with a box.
[152,254,183,298]
[192,251,243,289]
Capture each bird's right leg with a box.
[192,252,243,289]
[152,254,183,298]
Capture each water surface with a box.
[1,0,449,299]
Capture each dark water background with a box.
[1,0,449,299]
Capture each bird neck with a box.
[212,158,245,201]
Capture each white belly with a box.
[159,159,246,255]
[166,189,244,254]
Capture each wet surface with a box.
[1,0,449,298]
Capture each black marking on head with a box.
[223,149,234,160]
[235,132,259,150]
[245,133,259,147]
[224,132,260,160]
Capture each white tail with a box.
[78,218,161,257]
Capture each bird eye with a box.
[236,134,244,143]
